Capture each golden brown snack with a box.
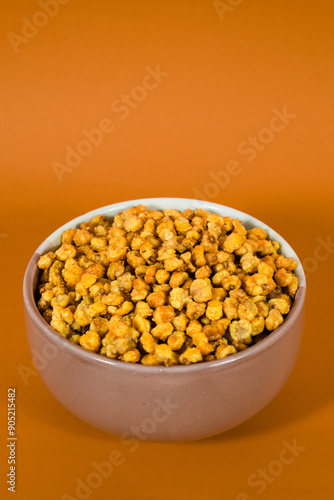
[36,205,299,365]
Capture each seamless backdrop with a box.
[1,1,334,499]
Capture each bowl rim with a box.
[23,197,306,374]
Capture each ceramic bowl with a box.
[23,198,306,441]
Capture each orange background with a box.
[1,0,334,499]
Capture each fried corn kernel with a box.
[192,245,206,267]
[90,237,108,252]
[107,237,128,262]
[167,331,186,350]
[258,261,274,278]
[181,251,196,272]
[256,300,269,318]
[107,337,137,356]
[55,244,77,261]
[230,319,253,345]
[153,284,171,295]
[62,228,76,244]
[192,332,213,355]
[86,263,106,279]
[104,344,117,358]
[215,344,237,359]
[124,215,143,233]
[174,217,192,234]
[186,301,206,320]
[108,317,131,338]
[120,349,141,363]
[211,288,227,301]
[102,292,124,306]
[146,291,166,308]
[268,295,292,315]
[257,239,276,255]
[131,278,150,302]
[116,336,137,354]
[238,298,258,322]
[222,275,242,292]
[75,273,98,296]
[211,270,228,286]
[140,332,156,353]
[37,252,55,270]
[240,252,260,274]
[234,239,258,256]
[62,261,84,287]
[173,313,188,331]
[223,232,245,253]
[107,261,125,280]
[169,287,189,310]
[132,315,151,334]
[134,301,153,318]
[50,317,70,337]
[69,333,81,345]
[37,289,55,310]
[113,301,134,316]
[229,288,247,301]
[247,227,268,240]
[73,229,93,247]
[79,331,101,352]
[265,309,284,331]
[179,347,202,365]
[223,297,239,320]
[287,276,299,297]
[60,307,74,324]
[36,204,299,364]
[243,273,276,296]
[164,257,181,272]
[154,344,179,366]
[141,354,163,365]
[49,260,64,285]
[186,320,203,337]
[190,279,212,303]
[205,319,230,340]
[275,255,297,271]
[232,341,249,351]
[145,265,157,284]
[151,322,174,341]
[153,305,175,324]
[206,300,223,321]
[88,280,107,298]
[140,241,156,265]
[90,317,109,336]
[74,300,93,327]
[251,316,265,335]
[155,269,170,284]
[169,271,188,288]
[275,268,293,287]
[87,302,108,318]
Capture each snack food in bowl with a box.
[23,198,306,441]
[35,203,299,366]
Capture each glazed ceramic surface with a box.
[23,198,306,441]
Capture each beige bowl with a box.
[23,198,306,441]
